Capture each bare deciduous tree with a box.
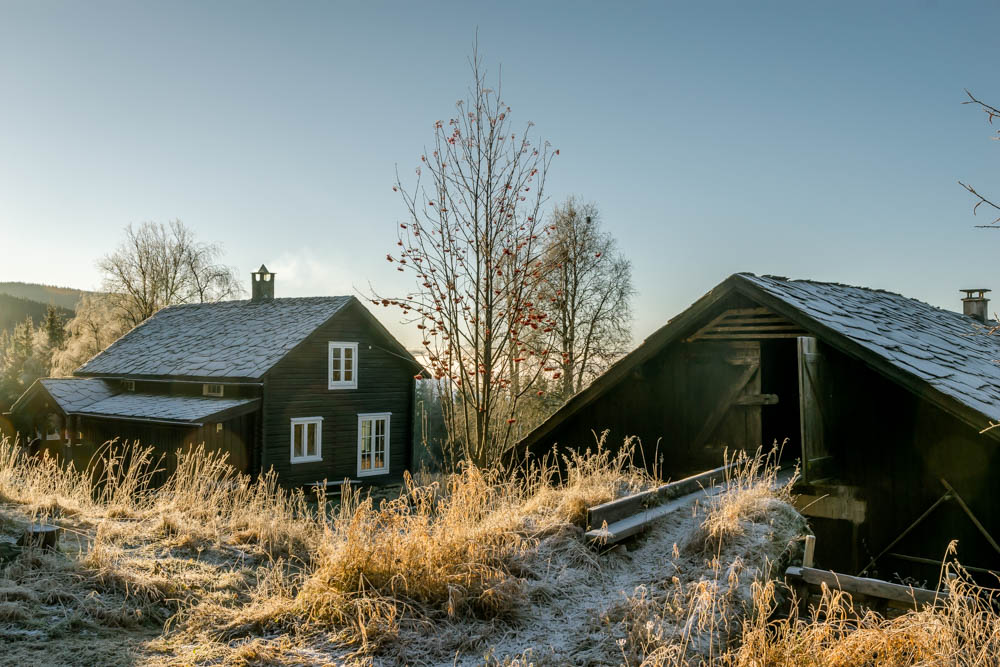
[543,198,634,399]
[376,49,559,467]
[960,90,1000,226]
[99,220,242,327]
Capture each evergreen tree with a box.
[43,304,66,351]
[0,316,44,410]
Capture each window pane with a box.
[344,347,352,360]
[307,423,317,457]
[376,418,384,437]
[332,368,341,382]
[331,347,341,361]
[293,424,303,458]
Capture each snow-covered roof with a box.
[76,393,258,424]
[75,296,353,380]
[739,274,1000,422]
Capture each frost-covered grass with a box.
[1,435,996,666]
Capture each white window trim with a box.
[290,416,323,464]
[203,383,224,397]
[328,342,359,390]
[357,412,391,477]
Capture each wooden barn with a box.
[513,273,1000,580]
[7,265,423,488]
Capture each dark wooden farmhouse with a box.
[513,273,1000,580]
[8,266,423,487]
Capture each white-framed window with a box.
[328,342,359,389]
[357,412,390,476]
[122,379,135,392]
[203,383,224,397]
[290,417,323,464]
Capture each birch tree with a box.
[543,198,634,399]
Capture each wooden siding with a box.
[73,411,257,485]
[261,301,416,487]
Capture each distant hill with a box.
[0,293,75,336]
[0,282,91,310]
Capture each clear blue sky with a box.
[1,1,997,347]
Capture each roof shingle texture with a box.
[77,393,257,423]
[38,378,119,413]
[739,274,1000,422]
[76,297,352,379]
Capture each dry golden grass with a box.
[168,437,656,661]
[2,433,999,665]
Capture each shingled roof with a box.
[76,393,259,424]
[739,274,1000,423]
[9,378,119,415]
[514,273,1000,456]
[76,296,353,380]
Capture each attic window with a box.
[203,384,224,397]
[122,380,135,392]
[328,342,359,390]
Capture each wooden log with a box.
[17,523,61,551]
[785,566,945,607]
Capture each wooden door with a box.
[685,341,764,469]
[798,336,833,481]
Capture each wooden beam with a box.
[940,478,1000,556]
[793,492,866,524]
[886,552,1000,577]
[685,307,780,342]
[803,535,816,568]
[723,315,801,329]
[696,332,807,340]
[685,310,738,343]
[734,393,779,406]
[785,566,946,606]
[705,324,807,332]
[859,491,951,575]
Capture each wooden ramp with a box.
[585,463,795,545]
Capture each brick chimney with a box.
[251,264,275,303]
[961,288,990,323]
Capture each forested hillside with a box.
[0,281,89,310]
[0,292,74,334]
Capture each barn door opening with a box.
[685,341,766,471]
[798,336,834,482]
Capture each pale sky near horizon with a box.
[1,1,998,348]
